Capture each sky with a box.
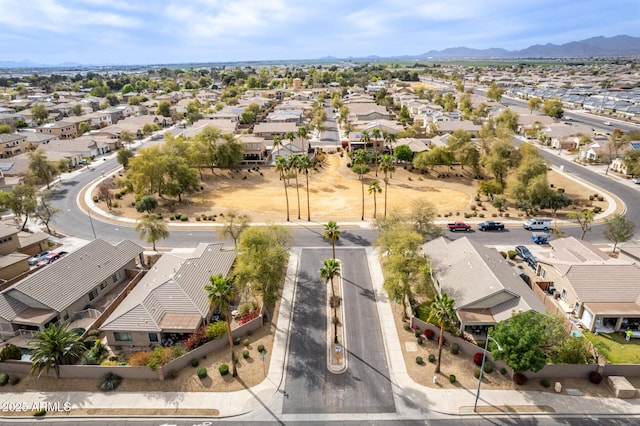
[0,0,638,66]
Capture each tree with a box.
[30,323,85,379]
[413,146,453,172]
[352,149,370,221]
[486,82,504,102]
[427,294,457,374]
[212,134,244,171]
[569,209,596,240]
[322,221,341,260]
[163,160,199,202]
[135,195,158,214]
[495,108,519,133]
[33,190,60,234]
[490,310,550,374]
[384,131,396,159]
[296,155,313,221]
[119,129,135,147]
[371,128,382,176]
[368,179,382,219]
[28,150,57,189]
[134,213,169,251]
[78,121,91,135]
[528,97,542,114]
[275,156,291,221]
[478,179,503,201]
[288,155,303,220]
[542,98,564,120]
[297,126,308,154]
[394,144,413,163]
[116,148,134,170]
[185,99,203,124]
[319,258,341,344]
[31,103,49,125]
[0,183,38,230]
[156,100,171,117]
[205,274,238,377]
[603,213,635,253]
[378,154,395,218]
[218,210,250,249]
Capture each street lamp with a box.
[473,331,503,412]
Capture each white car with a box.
[603,121,612,126]
[632,178,640,184]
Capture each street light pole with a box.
[474,331,503,412]
[87,208,97,240]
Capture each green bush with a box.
[0,344,22,361]
[197,367,208,379]
[416,336,423,345]
[205,321,228,340]
[243,338,250,347]
[507,250,517,260]
[428,354,436,363]
[403,323,411,331]
[450,343,459,355]
[218,363,230,376]
[416,356,424,365]
[191,358,199,368]
[233,337,241,346]
[414,329,422,337]
[243,350,250,359]
[92,195,99,202]
[483,360,494,374]
[474,368,481,379]
[540,378,551,388]
[593,206,602,214]
[9,374,20,385]
[99,372,122,392]
[257,344,265,353]
[180,214,188,221]
[33,408,46,417]
[449,374,456,383]
[0,373,8,386]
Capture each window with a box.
[89,288,98,301]
[148,333,158,342]
[114,332,133,342]
[112,270,121,284]
[100,280,108,290]
[561,288,567,300]
[539,268,546,278]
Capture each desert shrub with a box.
[171,345,185,359]
[180,214,188,221]
[499,251,507,259]
[483,360,494,374]
[191,358,199,368]
[197,367,208,379]
[597,196,604,202]
[473,352,485,366]
[540,379,551,388]
[414,329,422,337]
[513,373,528,385]
[218,363,230,376]
[417,336,423,345]
[403,323,411,331]
[0,373,8,386]
[449,374,456,383]
[416,356,424,365]
[473,368,481,379]
[147,346,173,371]
[500,368,507,375]
[257,344,265,353]
[450,343,459,355]
[92,195,99,202]
[589,371,603,384]
[8,374,20,385]
[243,338,250,347]
[593,206,602,214]
[424,329,435,340]
[507,250,517,260]
[205,321,228,340]
[33,408,46,416]
[195,216,201,221]
[233,337,241,346]
[0,344,22,361]
[165,370,176,380]
[243,350,250,359]
[127,351,151,366]
[428,354,436,363]
[99,372,122,392]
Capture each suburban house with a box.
[36,135,111,159]
[36,121,77,139]
[253,122,299,141]
[0,133,29,159]
[0,239,144,343]
[100,243,236,348]
[0,222,49,282]
[236,134,267,164]
[533,237,640,334]
[422,237,545,338]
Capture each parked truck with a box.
[447,222,472,232]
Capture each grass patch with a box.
[583,331,640,364]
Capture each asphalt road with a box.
[283,248,394,414]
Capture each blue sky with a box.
[0,0,638,65]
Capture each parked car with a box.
[632,178,640,184]
[523,218,552,231]
[478,221,504,231]
[512,266,531,286]
[36,252,61,267]
[515,245,532,260]
[447,222,471,232]
[28,251,50,266]
[603,121,612,126]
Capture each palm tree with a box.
[134,213,169,251]
[288,155,302,220]
[359,130,371,151]
[297,125,308,154]
[319,258,341,344]
[378,154,395,219]
[275,156,291,221]
[368,179,382,219]
[30,323,85,378]
[323,220,341,260]
[371,128,382,176]
[384,131,396,166]
[285,131,296,155]
[427,293,457,374]
[205,274,239,377]
[297,155,313,221]
[352,149,370,221]
[271,135,283,163]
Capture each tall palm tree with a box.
[271,135,283,163]
[30,323,85,378]
[378,154,395,219]
[134,213,169,251]
[285,131,296,155]
[322,220,341,260]
[288,155,302,220]
[205,274,239,377]
[319,258,341,344]
[297,155,313,221]
[371,128,382,176]
[368,179,382,219]
[384,131,397,171]
[427,293,457,374]
[275,156,290,221]
[297,125,308,154]
[359,130,371,152]
[352,149,370,221]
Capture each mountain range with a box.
[1,35,639,68]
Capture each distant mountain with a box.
[417,35,640,59]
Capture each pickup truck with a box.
[478,221,505,231]
[447,222,471,232]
